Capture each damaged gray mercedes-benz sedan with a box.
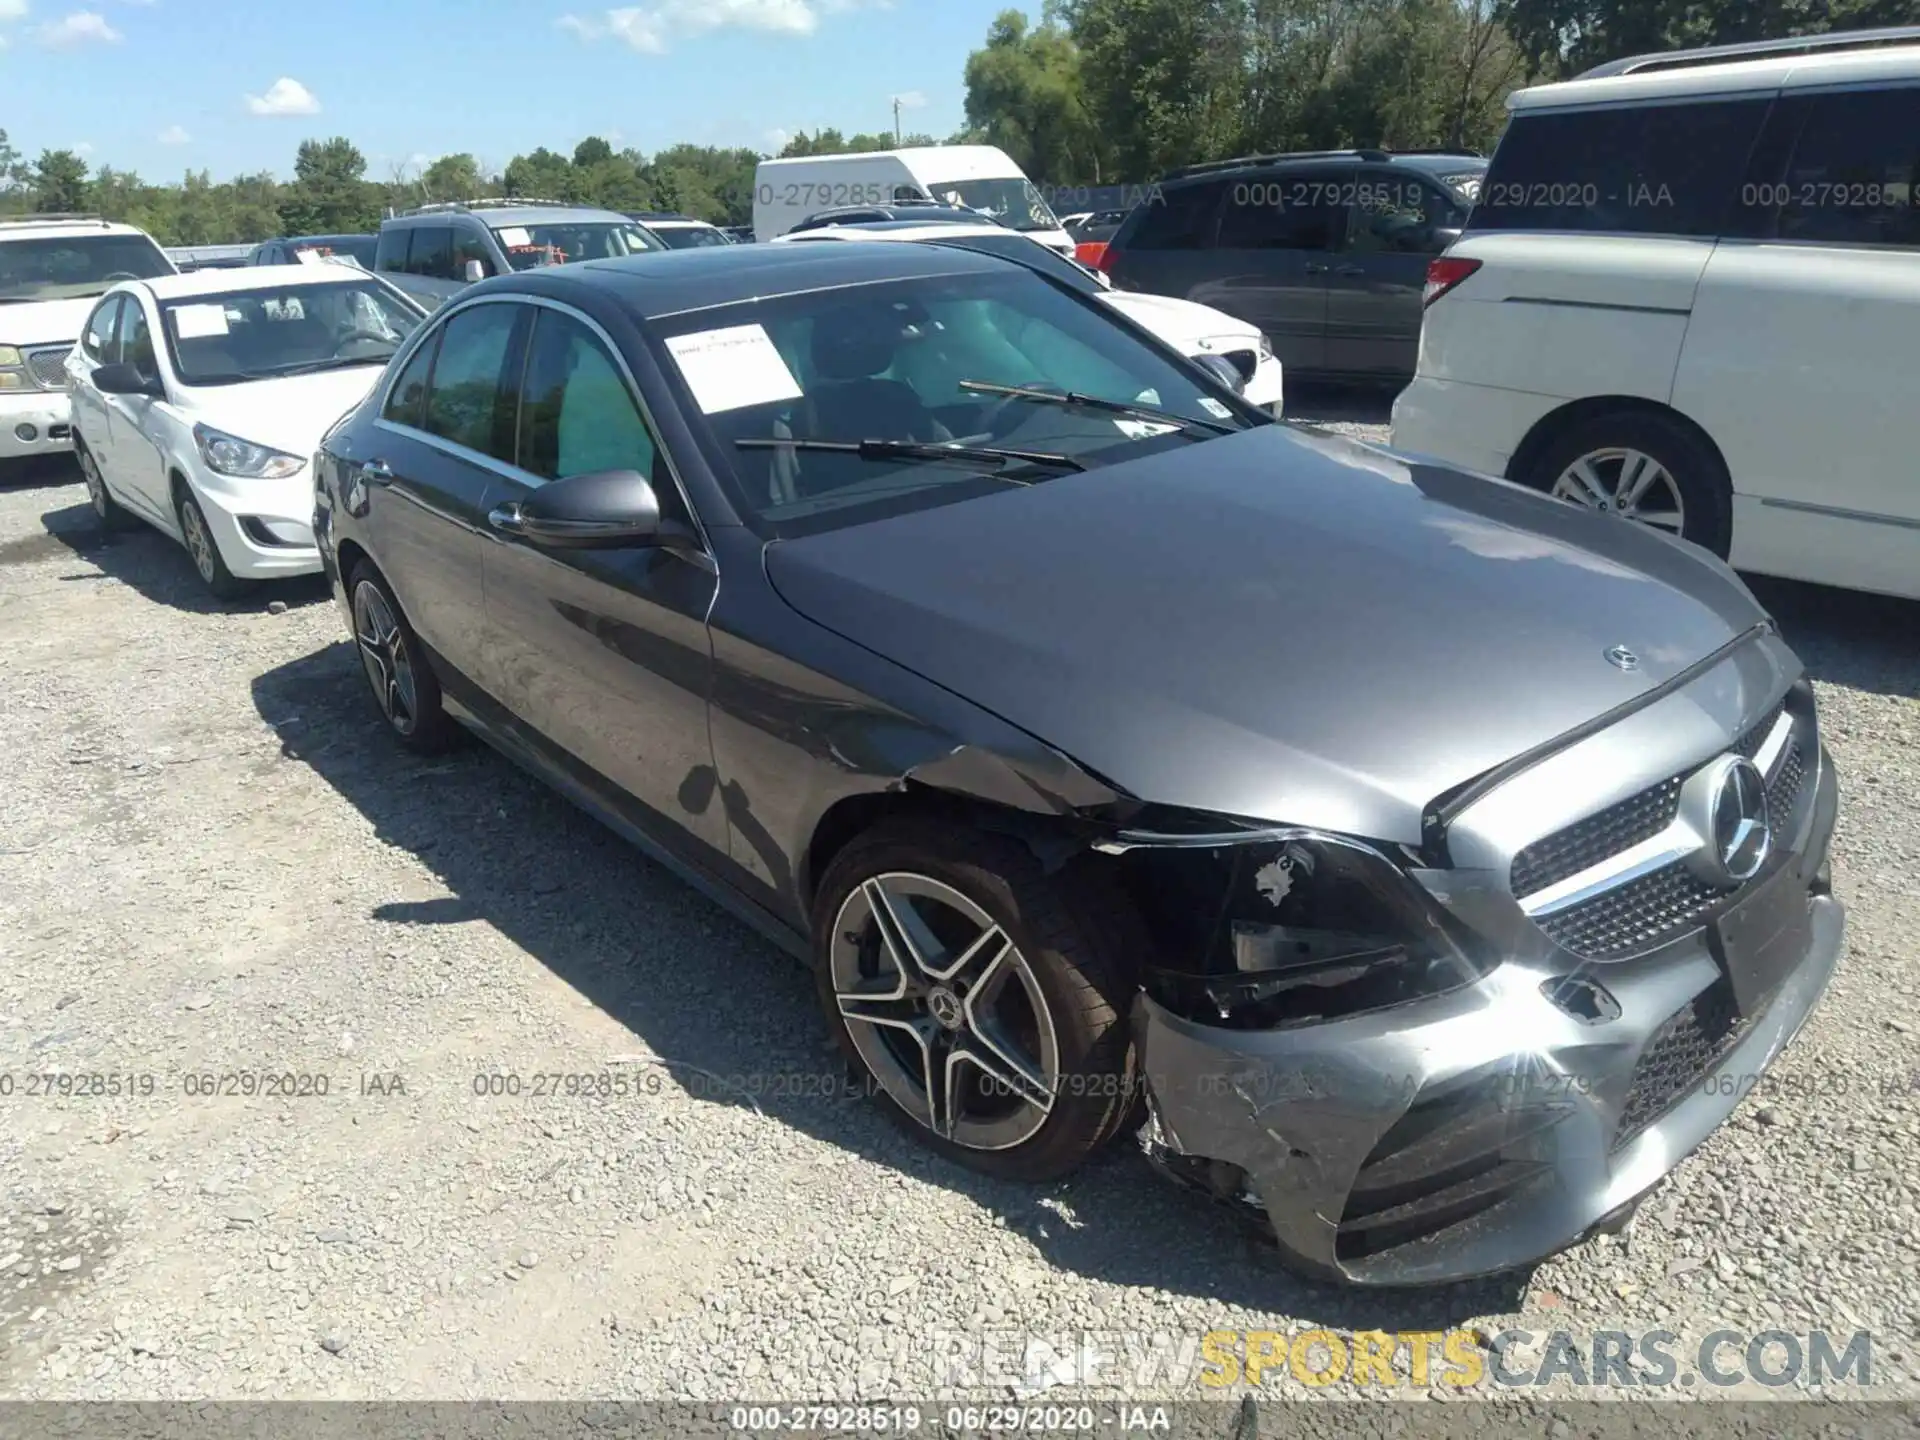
[317,242,1842,1287]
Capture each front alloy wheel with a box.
[352,579,420,736]
[814,823,1141,1182]
[831,872,1061,1151]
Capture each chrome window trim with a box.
[370,292,713,559]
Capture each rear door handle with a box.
[1335,264,1365,277]
[360,460,394,486]
[1304,262,1329,275]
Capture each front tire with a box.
[813,820,1140,1182]
[347,560,458,754]
[1520,410,1733,559]
[174,485,253,599]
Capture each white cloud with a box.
[559,0,885,53]
[245,76,321,116]
[764,127,790,150]
[157,124,190,145]
[0,0,27,23]
[890,89,926,109]
[34,10,123,45]
[72,140,94,155]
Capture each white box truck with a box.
[752,145,1073,254]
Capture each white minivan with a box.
[753,145,1074,254]
[1392,27,1920,601]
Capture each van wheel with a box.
[1521,411,1732,559]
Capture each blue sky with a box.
[0,0,1012,182]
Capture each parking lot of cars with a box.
[1,20,1918,1411]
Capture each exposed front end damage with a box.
[1090,699,1844,1286]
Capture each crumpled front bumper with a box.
[1135,755,1843,1287]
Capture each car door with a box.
[480,302,727,861]
[67,295,122,479]
[102,294,173,525]
[1325,168,1468,379]
[357,296,528,684]
[1196,164,1345,373]
[1676,82,1920,599]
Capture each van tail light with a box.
[1423,256,1481,308]
[1085,240,1115,273]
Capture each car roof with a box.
[280,233,373,246]
[1511,39,1920,109]
[781,220,1010,240]
[0,217,153,241]
[508,239,1014,320]
[382,205,626,228]
[1157,149,1485,187]
[139,264,389,300]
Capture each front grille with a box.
[1512,701,1788,900]
[1336,1068,1559,1262]
[1768,741,1806,819]
[25,346,71,390]
[1535,861,1722,959]
[1614,977,1746,1148]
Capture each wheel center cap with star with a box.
[927,986,964,1030]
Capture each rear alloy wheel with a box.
[175,487,252,599]
[348,562,457,754]
[78,444,131,531]
[814,823,1139,1182]
[1523,411,1732,558]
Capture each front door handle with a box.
[487,502,528,537]
[1304,262,1329,275]
[1335,264,1365,277]
[361,459,394,486]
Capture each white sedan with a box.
[773,221,1284,416]
[65,265,425,598]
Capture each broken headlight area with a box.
[1101,828,1494,1028]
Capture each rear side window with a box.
[1768,86,1920,248]
[422,303,523,460]
[1469,98,1772,237]
[1121,179,1226,249]
[1217,171,1343,251]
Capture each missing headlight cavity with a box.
[1102,833,1489,1029]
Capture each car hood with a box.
[177,367,387,459]
[1100,290,1259,348]
[764,426,1769,843]
[0,298,97,348]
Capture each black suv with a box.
[1103,149,1485,382]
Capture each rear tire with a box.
[812,820,1141,1183]
[1519,409,1733,559]
[78,443,132,532]
[347,560,458,754]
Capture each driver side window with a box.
[116,300,157,378]
[83,297,123,363]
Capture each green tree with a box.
[962,6,1110,183]
[1496,0,1920,78]
[1060,0,1247,179]
[280,136,377,235]
[572,136,615,169]
[502,147,575,200]
[32,150,92,213]
[420,153,483,202]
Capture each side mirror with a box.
[93,362,163,399]
[491,468,695,552]
[462,258,487,284]
[1193,352,1247,395]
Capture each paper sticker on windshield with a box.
[1112,418,1181,440]
[665,324,803,414]
[1198,397,1233,419]
[172,304,230,339]
[294,248,327,266]
[497,226,532,248]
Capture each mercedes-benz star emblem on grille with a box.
[1604,645,1640,671]
[1679,754,1773,887]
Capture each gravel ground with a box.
[1,439,1917,1407]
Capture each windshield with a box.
[923,177,1060,233]
[0,234,175,303]
[651,269,1252,537]
[656,225,730,250]
[292,236,377,267]
[160,279,423,386]
[490,221,663,271]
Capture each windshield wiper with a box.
[269,356,392,377]
[958,380,1237,438]
[736,437,1084,475]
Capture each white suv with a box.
[1392,27,1920,601]
[0,215,177,467]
